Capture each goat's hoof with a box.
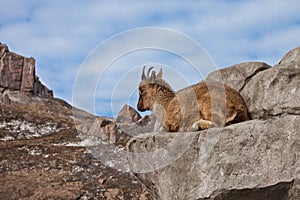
[192,119,212,130]
[199,119,212,129]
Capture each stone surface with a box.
[33,76,53,97]
[117,114,157,136]
[128,115,300,199]
[116,104,142,123]
[202,179,300,200]
[241,61,300,119]
[0,43,53,97]
[206,62,271,92]
[279,46,300,64]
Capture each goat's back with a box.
[170,80,249,128]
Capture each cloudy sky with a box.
[1,0,300,117]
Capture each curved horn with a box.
[147,67,154,78]
[141,66,146,80]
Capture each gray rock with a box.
[127,115,300,199]
[116,104,141,123]
[117,114,157,137]
[279,46,300,64]
[206,62,271,92]
[241,62,300,119]
[202,179,299,200]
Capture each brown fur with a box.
[137,67,249,132]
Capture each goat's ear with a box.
[157,68,163,79]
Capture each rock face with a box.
[126,46,300,199]
[128,115,300,199]
[279,46,300,64]
[206,61,271,92]
[241,61,300,119]
[0,43,53,97]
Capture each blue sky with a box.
[1,0,300,117]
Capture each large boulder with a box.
[127,115,300,199]
[241,61,300,119]
[279,46,300,64]
[206,62,271,92]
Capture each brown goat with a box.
[137,66,249,132]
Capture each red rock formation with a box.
[0,43,53,97]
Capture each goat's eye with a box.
[140,90,145,95]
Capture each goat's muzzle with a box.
[137,98,146,112]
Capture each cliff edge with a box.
[0,43,53,97]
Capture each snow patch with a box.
[0,119,65,140]
[0,135,14,141]
[63,136,103,147]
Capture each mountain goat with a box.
[137,66,249,132]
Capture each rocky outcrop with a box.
[116,104,141,123]
[125,46,300,199]
[0,43,53,97]
[279,46,300,64]
[128,115,300,199]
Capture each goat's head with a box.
[137,66,163,112]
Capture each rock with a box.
[33,76,53,97]
[202,180,299,200]
[86,116,138,146]
[87,117,122,144]
[127,114,300,199]
[117,114,157,137]
[289,179,300,200]
[206,62,271,92]
[116,104,141,123]
[241,62,300,119]
[0,43,53,97]
[279,46,300,64]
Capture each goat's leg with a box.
[190,119,212,131]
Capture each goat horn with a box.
[157,68,163,79]
[141,66,146,80]
[147,67,154,78]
